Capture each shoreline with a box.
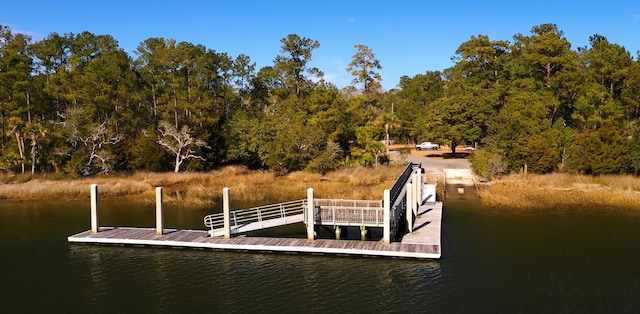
[477,173,640,210]
[3,163,640,210]
[0,165,407,206]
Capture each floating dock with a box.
[68,163,443,259]
[68,202,442,259]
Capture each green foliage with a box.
[468,148,509,179]
[630,127,640,175]
[565,125,630,174]
[306,141,343,174]
[128,128,171,172]
[225,110,272,169]
[346,44,383,94]
[1,23,640,178]
[523,137,559,174]
[273,34,321,97]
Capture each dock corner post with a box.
[416,168,423,208]
[223,187,231,239]
[306,188,315,241]
[411,172,419,208]
[406,182,413,233]
[383,189,391,244]
[155,187,164,235]
[90,183,99,233]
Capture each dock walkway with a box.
[68,202,442,259]
[400,202,442,248]
[68,163,443,259]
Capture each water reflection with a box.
[66,244,443,312]
[4,199,640,311]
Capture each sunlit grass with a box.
[0,165,407,206]
[478,173,640,210]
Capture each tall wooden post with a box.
[426,184,436,204]
[406,183,413,233]
[223,187,231,239]
[155,187,164,235]
[416,169,423,210]
[306,188,315,241]
[411,172,418,213]
[411,172,422,212]
[90,184,99,233]
[383,189,391,244]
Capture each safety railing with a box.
[203,162,423,235]
[313,199,383,227]
[389,162,418,206]
[204,199,306,232]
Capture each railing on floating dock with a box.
[204,199,306,237]
[314,199,383,227]
[68,162,443,259]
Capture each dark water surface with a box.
[1,198,639,312]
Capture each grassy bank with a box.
[478,173,640,210]
[0,165,406,206]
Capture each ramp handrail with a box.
[204,199,306,231]
[389,163,418,206]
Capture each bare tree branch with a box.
[74,122,121,175]
[157,122,210,172]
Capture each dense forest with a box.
[1,23,639,177]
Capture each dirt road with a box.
[389,146,471,170]
[389,146,476,186]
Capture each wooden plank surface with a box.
[69,227,440,259]
[68,201,442,259]
[401,202,442,248]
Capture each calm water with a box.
[1,197,640,313]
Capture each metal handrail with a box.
[204,199,306,231]
[389,163,417,206]
[203,163,422,233]
[314,199,384,226]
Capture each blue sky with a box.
[2,1,639,89]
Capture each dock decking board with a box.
[68,202,442,259]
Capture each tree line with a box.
[392,23,640,177]
[1,23,639,177]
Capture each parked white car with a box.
[415,142,440,150]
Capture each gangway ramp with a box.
[204,200,305,237]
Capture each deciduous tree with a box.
[157,122,209,172]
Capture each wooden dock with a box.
[401,202,442,248]
[68,202,442,259]
[68,164,442,259]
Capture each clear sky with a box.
[2,0,639,90]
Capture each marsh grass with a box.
[0,165,405,206]
[478,173,640,210]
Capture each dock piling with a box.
[383,189,391,244]
[425,184,436,204]
[223,187,231,239]
[407,182,413,233]
[155,187,164,235]
[416,169,420,213]
[306,188,315,241]
[413,168,424,210]
[90,184,99,233]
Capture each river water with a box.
[1,197,639,312]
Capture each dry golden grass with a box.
[0,165,406,206]
[478,173,640,210]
